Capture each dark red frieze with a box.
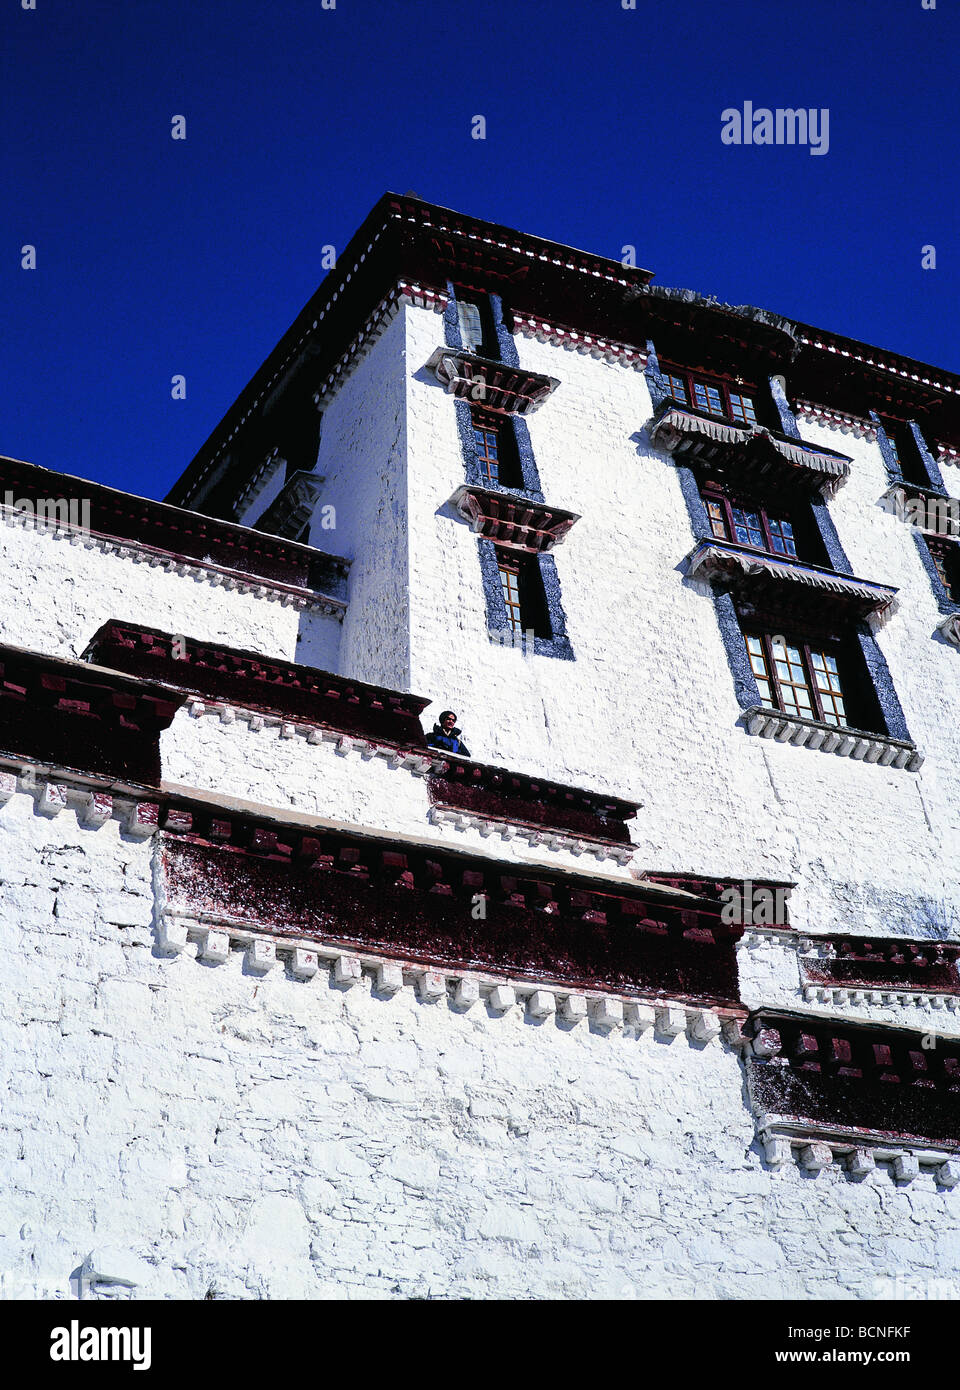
[746,1012,960,1150]
[643,872,795,903]
[21,629,640,847]
[0,455,348,599]
[390,196,655,287]
[801,936,960,997]
[0,646,182,787]
[427,761,636,846]
[428,236,531,286]
[450,485,580,553]
[628,290,798,375]
[83,621,430,748]
[159,805,741,1007]
[791,326,960,445]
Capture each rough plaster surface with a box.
[305,306,411,690]
[3,301,960,1299]
[0,518,313,666]
[3,789,960,1302]
[161,713,638,880]
[403,304,960,944]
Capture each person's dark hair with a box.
[438,709,457,722]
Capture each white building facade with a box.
[3,194,960,1299]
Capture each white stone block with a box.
[453,976,480,1009]
[560,993,587,1022]
[375,961,404,995]
[417,970,446,1001]
[37,783,68,817]
[591,996,623,1030]
[722,1018,748,1047]
[656,1006,686,1037]
[124,802,159,838]
[247,939,277,973]
[848,1149,876,1177]
[937,1160,960,1189]
[334,955,362,987]
[764,1137,792,1167]
[280,722,296,739]
[527,990,556,1019]
[751,1027,782,1058]
[624,1002,656,1031]
[290,948,319,979]
[0,771,18,802]
[201,929,231,964]
[157,918,189,954]
[80,792,113,827]
[893,1154,920,1183]
[799,1143,834,1172]
[689,1009,721,1042]
[488,984,516,1013]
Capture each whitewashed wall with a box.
[161,712,638,881]
[2,785,959,1302]
[401,304,960,943]
[305,308,412,689]
[0,516,327,667]
[2,297,959,1302]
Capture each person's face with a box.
[441,714,456,732]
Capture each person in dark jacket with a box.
[426,709,470,757]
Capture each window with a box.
[881,418,931,488]
[661,364,758,426]
[702,487,798,557]
[692,380,723,417]
[472,412,502,486]
[729,393,757,426]
[662,371,688,404]
[745,633,847,726]
[470,409,522,489]
[498,555,523,634]
[455,290,499,358]
[927,538,960,602]
[494,548,551,639]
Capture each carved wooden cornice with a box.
[426,347,560,415]
[449,484,579,552]
[649,402,851,496]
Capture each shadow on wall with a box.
[296,607,342,672]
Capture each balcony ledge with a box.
[937,612,960,647]
[649,403,852,495]
[687,539,898,624]
[743,706,922,770]
[426,347,560,415]
[449,484,580,552]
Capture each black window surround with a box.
[444,286,575,661]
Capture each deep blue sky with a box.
[3,0,958,500]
